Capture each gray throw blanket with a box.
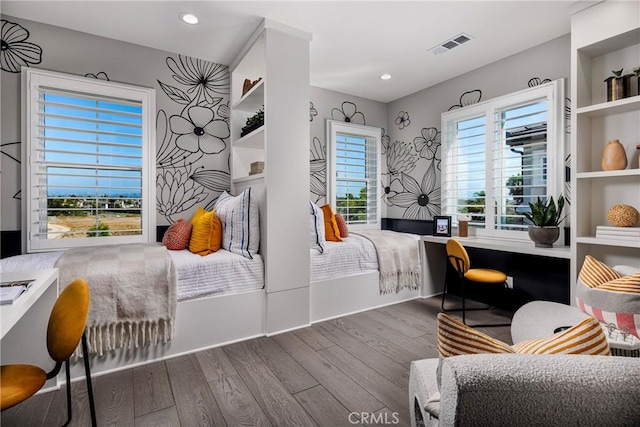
[55,243,177,355]
[354,230,421,294]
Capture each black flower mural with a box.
[310,101,318,122]
[157,166,208,221]
[565,97,572,134]
[0,19,42,73]
[388,162,441,220]
[564,154,571,206]
[448,90,482,111]
[170,106,228,155]
[528,77,551,87]
[1,141,21,199]
[85,71,110,81]
[310,137,326,203]
[385,140,417,177]
[331,101,366,124]
[413,127,441,169]
[164,55,228,107]
[381,128,390,154]
[381,176,403,207]
[395,111,411,130]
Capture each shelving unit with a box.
[229,19,312,333]
[570,1,640,304]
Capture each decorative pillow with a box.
[335,213,349,238]
[437,312,610,357]
[310,201,326,254]
[576,255,640,338]
[321,204,342,242]
[188,207,222,256]
[214,188,259,258]
[162,219,193,250]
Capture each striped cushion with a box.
[576,256,640,338]
[437,313,610,357]
[213,189,259,259]
[310,201,326,254]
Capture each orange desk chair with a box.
[441,239,510,327]
[1,279,97,426]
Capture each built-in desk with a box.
[421,236,571,306]
[0,269,59,389]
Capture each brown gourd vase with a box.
[601,139,627,171]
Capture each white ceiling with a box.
[2,1,586,103]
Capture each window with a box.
[441,80,564,239]
[326,120,381,229]
[23,68,156,252]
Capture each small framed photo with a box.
[433,216,452,237]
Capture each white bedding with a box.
[0,246,264,302]
[310,234,379,282]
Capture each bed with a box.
[310,232,426,322]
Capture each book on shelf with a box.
[0,279,35,305]
[595,226,640,238]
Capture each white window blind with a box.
[441,80,564,240]
[327,121,381,229]
[24,69,155,252]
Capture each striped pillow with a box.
[437,313,610,357]
[214,189,259,259]
[310,201,326,254]
[577,255,640,338]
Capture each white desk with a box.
[0,269,59,389]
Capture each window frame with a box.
[441,79,565,240]
[326,120,382,231]
[22,68,156,252]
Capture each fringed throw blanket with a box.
[55,243,177,356]
[353,230,421,294]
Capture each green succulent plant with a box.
[612,69,624,78]
[634,68,640,78]
[523,195,566,227]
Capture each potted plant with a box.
[604,69,633,101]
[240,107,264,137]
[523,195,566,248]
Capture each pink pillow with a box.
[162,219,193,250]
[335,213,349,238]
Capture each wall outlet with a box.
[506,276,514,289]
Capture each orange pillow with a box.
[321,204,342,242]
[335,213,349,238]
[189,207,222,256]
[162,219,192,250]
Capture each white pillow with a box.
[310,201,326,254]
[613,265,640,276]
[214,189,259,258]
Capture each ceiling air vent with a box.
[429,33,473,55]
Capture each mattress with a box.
[311,234,379,282]
[0,246,264,302]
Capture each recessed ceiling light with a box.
[380,74,392,80]
[180,13,199,25]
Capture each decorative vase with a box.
[601,139,627,171]
[528,226,560,248]
[604,75,632,101]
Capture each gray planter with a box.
[528,226,560,248]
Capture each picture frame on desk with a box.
[433,216,451,237]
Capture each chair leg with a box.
[62,360,72,427]
[82,333,97,427]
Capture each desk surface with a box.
[0,269,58,339]
[421,235,571,259]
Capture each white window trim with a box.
[22,67,156,252]
[326,120,382,231]
[441,79,565,241]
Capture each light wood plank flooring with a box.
[1,296,512,427]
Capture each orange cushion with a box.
[0,364,47,410]
[464,268,507,283]
[335,213,349,238]
[321,204,342,242]
[189,207,222,256]
[162,219,193,250]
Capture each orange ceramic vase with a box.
[601,139,627,171]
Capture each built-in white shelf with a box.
[232,173,264,184]
[576,169,640,179]
[232,80,264,113]
[234,126,265,149]
[576,95,640,118]
[576,236,640,249]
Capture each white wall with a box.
[384,34,571,220]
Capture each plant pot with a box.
[604,75,632,101]
[528,226,560,248]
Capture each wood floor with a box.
[1,296,512,427]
